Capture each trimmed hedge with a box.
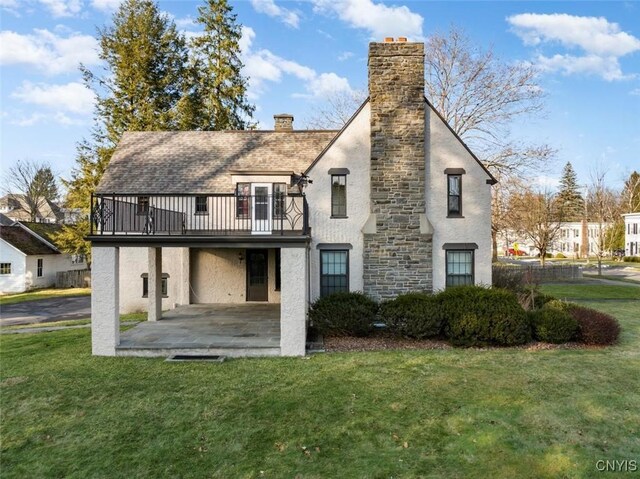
[439,286,531,347]
[555,253,567,259]
[568,306,621,345]
[309,292,378,337]
[379,293,443,339]
[623,256,640,263]
[531,302,578,343]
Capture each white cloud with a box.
[39,0,83,17]
[338,51,354,61]
[12,81,95,114]
[508,13,640,81]
[91,0,122,12]
[0,29,99,75]
[7,111,86,127]
[534,174,560,190]
[311,0,423,40]
[630,88,640,96]
[0,0,19,9]
[240,26,352,100]
[250,0,299,28]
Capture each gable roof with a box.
[0,213,14,226]
[20,222,63,249]
[97,130,338,194]
[0,195,64,222]
[0,225,58,256]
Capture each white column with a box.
[178,247,190,305]
[280,247,308,356]
[148,247,162,321]
[91,246,119,356]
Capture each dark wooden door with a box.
[246,249,268,301]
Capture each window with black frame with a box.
[142,275,168,297]
[195,196,208,214]
[273,183,287,219]
[447,175,461,216]
[137,196,150,215]
[445,250,474,287]
[331,175,347,217]
[236,183,250,218]
[320,250,348,296]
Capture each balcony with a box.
[89,193,309,239]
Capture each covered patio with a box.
[117,304,281,357]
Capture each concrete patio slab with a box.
[117,303,281,357]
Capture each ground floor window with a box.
[142,274,168,298]
[320,250,348,297]
[37,258,43,277]
[0,263,11,274]
[446,250,474,287]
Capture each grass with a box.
[540,283,640,300]
[582,274,640,285]
[0,288,91,306]
[0,313,146,332]
[1,286,639,478]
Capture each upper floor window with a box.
[0,263,11,275]
[195,196,208,214]
[273,183,287,219]
[447,175,462,216]
[137,196,149,215]
[331,175,347,217]
[236,183,250,219]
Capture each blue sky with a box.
[1,0,639,191]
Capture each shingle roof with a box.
[0,213,14,226]
[97,130,338,194]
[0,225,58,255]
[20,222,63,247]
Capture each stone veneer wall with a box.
[363,41,432,300]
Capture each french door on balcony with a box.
[251,183,272,234]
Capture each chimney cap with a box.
[397,37,407,42]
[384,37,394,43]
[274,113,294,118]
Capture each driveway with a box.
[0,295,91,326]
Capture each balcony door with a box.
[251,183,272,234]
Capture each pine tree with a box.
[557,162,584,221]
[621,171,640,213]
[187,0,255,130]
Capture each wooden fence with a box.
[493,264,583,284]
[56,269,91,289]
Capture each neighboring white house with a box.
[623,212,640,257]
[0,220,87,293]
[88,39,496,357]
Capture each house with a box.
[0,220,87,293]
[88,39,496,357]
[623,212,640,256]
[0,194,81,224]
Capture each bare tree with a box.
[587,169,622,275]
[491,174,527,260]
[509,189,564,266]
[4,160,59,222]
[305,88,367,130]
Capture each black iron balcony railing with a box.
[90,193,310,236]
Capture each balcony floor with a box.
[117,303,281,358]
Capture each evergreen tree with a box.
[557,162,584,221]
[187,0,255,130]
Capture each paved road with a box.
[0,295,91,326]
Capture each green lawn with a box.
[0,313,146,332]
[1,285,639,478]
[0,288,91,306]
[540,283,640,300]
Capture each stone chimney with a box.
[363,39,432,300]
[274,114,294,131]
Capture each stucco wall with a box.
[426,104,493,291]
[190,248,281,303]
[119,247,187,313]
[305,102,371,301]
[0,240,26,293]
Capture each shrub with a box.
[439,286,531,346]
[555,253,566,259]
[379,293,443,339]
[516,288,557,311]
[531,303,578,343]
[623,256,640,263]
[568,306,621,345]
[492,265,529,291]
[309,292,378,337]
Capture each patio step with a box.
[116,346,281,358]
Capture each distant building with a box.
[0,221,86,293]
[0,194,82,224]
[623,212,640,257]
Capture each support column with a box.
[280,247,308,356]
[148,247,162,321]
[178,247,190,306]
[91,246,119,356]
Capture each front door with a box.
[246,249,268,301]
[251,183,272,234]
